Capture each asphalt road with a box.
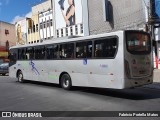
[0,76,160,120]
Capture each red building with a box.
[0,21,16,63]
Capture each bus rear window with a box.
[126,31,151,55]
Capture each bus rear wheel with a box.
[17,71,24,83]
[60,74,72,90]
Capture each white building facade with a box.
[39,10,54,40]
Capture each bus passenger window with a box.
[18,49,26,60]
[76,41,92,58]
[35,46,46,60]
[60,43,74,59]
[26,47,34,60]
[95,45,102,57]
[94,38,118,58]
[46,45,58,59]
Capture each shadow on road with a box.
[74,87,160,100]
[18,80,160,101]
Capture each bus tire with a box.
[17,71,24,83]
[60,74,72,90]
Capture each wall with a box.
[28,15,40,44]
[0,21,16,47]
[32,0,52,15]
[88,0,147,35]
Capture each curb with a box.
[143,82,160,90]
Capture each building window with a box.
[34,41,36,43]
[47,20,50,27]
[66,28,68,36]
[5,29,9,35]
[50,19,53,26]
[37,40,39,43]
[43,22,46,28]
[6,40,9,51]
[31,41,33,44]
[75,25,78,35]
[70,27,73,36]
[40,23,43,29]
[61,29,63,37]
[80,24,83,34]
[57,30,59,38]
[36,24,38,32]
[33,25,35,33]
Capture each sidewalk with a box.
[143,69,160,90]
[153,69,160,83]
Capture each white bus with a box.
[9,30,153,90]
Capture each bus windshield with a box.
[126,31,151,55]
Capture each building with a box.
[51,0,148,38]
[88,0,148,35]
[28,0,52,44]
[39,9,54,40]
[15,18,31,45]
[0,21,16,63]
[26,0,149,40]
[28,0,149,41]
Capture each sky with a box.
[0,0,150,25]
[0,0,46,24]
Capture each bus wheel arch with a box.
[59,72,72,90]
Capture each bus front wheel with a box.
[60,74,72,90]
[17,71,24,83]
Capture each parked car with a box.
[0,63,9,76]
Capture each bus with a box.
[9,30,153,90]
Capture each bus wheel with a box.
[60,74,72,90]
[18,71,24,83]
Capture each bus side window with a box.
[76,41,92,58]
[26,47,34,60]
[35,46,46,60]
[18,48,26,60]
[60,43,74,59]
[46,45,58,60]
[94,38,118,58]
[9,48,18,66]
[53,45,58,59]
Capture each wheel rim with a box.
[63,78,69,88]
[18,73,23,82]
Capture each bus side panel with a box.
[38,60,61,84]
[9,65,17,78]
